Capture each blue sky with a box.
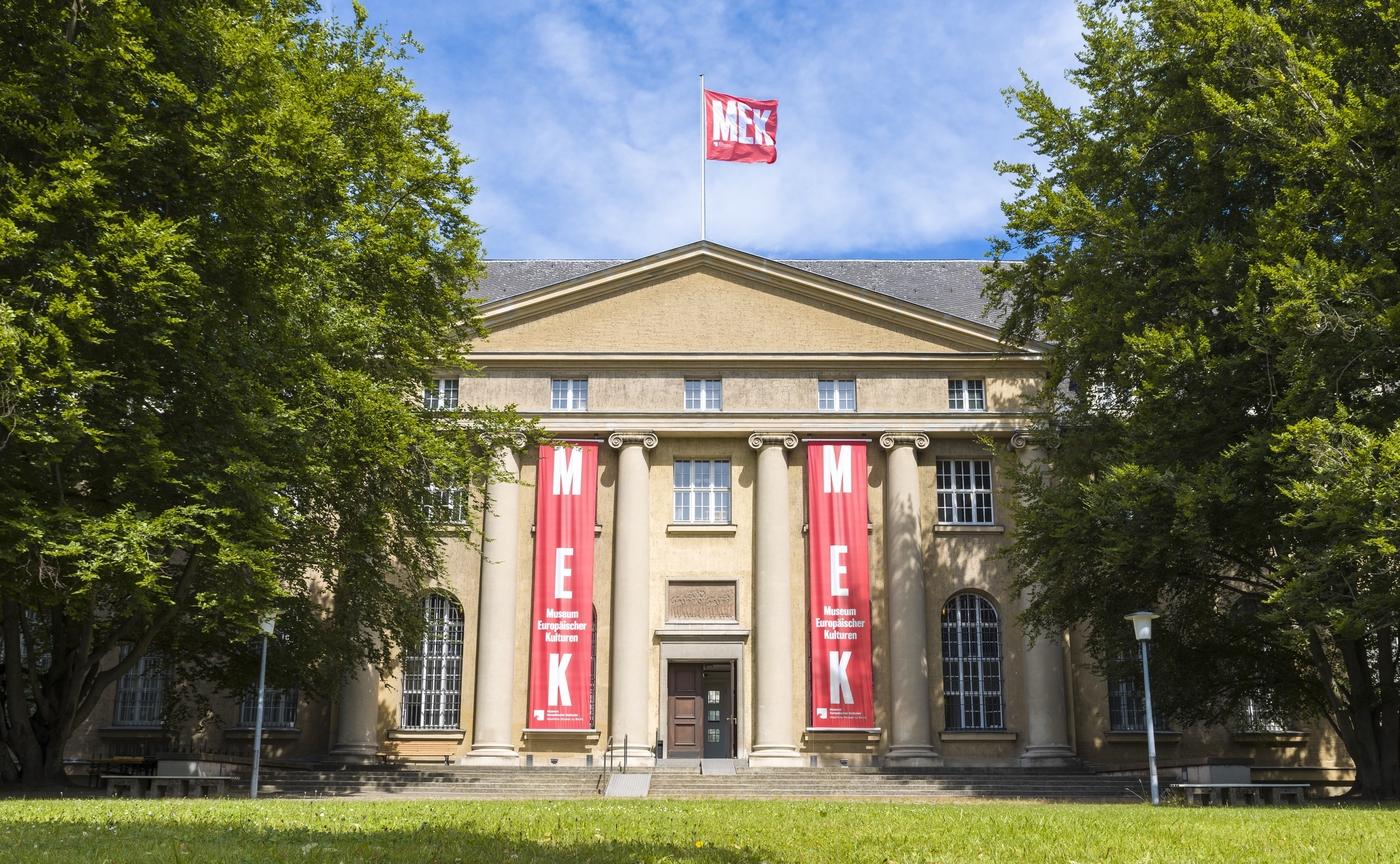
[330,1,1086,260]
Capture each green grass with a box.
[0,799,1396,863]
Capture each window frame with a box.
[817,378,857,412]
[940,593,1005,731]
[399,593,465,731]
[935,458,994,525]
[239,687,300,729]
[550,378,589,411]
[684,378,723,412]
[948,378,986,412]
[423,484,466,525]
[423,378,459,411]
[113,650,166,728]
[672,458,733,525]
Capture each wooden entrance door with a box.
[667,662,735,759]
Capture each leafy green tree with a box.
[0,0,530,785]
[988,0,1400,797]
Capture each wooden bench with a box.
[1172,783,1309,805]
[104,774,234,798]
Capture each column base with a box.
[605,744,656,769]
[748,745,805,767]
[884,745,943,768]
[464,744,520,766]
[1019,744,1077,767]
[328,743,379,765]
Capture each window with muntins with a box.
[423,378,459,411]
[113,650,166,727]
[423,485,465,524]
[684,379,722,411]
[551,378,588,411]
[818,379,856,412]
[673,459,732,524]
[936,459,993,524]
[1237,698,1292,733]
[239,687,299,728]
[400,594,465,730]
[948,378,986,411]
[1108,661,1170,732]
[941,593,1004,730]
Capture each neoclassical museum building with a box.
[72,242,1348,784]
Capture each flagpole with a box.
[699,73,706,242]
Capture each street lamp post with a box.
[1125,611,1161,805]
[250,612,278,800]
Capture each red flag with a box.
[704,89,778,163]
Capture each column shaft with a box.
[881,434,941,766]
[1013,435,1076,765]
[607,432,657,766]
[330,663,380,763]
[748,433,803,765]
[467,445,523,763]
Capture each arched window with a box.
[400,593,465,730]
[941,593,1004,730]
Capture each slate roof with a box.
[475,253,1009,329]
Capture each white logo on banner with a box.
[829,545,849,596]
[548,653,573,706]
[823,446,852,493]
[552,446,582,495]
[710,99,774,145]
[829,650,854,705]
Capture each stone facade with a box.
[68,243,1351,788]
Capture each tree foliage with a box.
[0,0,531,784]
[988,0,1400,797]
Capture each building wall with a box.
[62,254,1352,785]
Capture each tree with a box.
[987,0,1400,797]
[0,0,531,785]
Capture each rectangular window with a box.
[948,378,986,411]
[239,687,299,729]
[1237,698,1292,733]
[1108,670,1171,732]
[423,485,465,524]
[684,379,722,411]
[551,378,588,411]
[673,459,732,524]
[422,378,459,411]
[817,379,856,412]
[936,459,994,524]
[113,650,166,727]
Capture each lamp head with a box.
[1125,611,1159,642]
[258,612,279,636]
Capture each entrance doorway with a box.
[666,661,735,758]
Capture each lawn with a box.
[0,798,1395,863]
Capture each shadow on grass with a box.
[0,819,770,864]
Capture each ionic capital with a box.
[1009,430,1031,451]
[747,432,799,451]
[878,431,930,451]
[607,431,658,451]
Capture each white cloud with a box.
[379,0,1087,258]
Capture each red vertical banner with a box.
[807,441,877,729]
[527,443,598,729]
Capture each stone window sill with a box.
[1230,731,1309,745]
[932,524,1006,535]
[97,726,166,738]
[940,730,1017,742]
[666,523,739,536]
[225,727,301,739]
[388,729,465,743]
[1105,730,1182,744]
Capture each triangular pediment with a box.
[477,243,1035,356]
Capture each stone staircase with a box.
[246,764,1144,802]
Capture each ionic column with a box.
[330,662,381,763]
[1012,432,1076,766]
[747,432,804,766]
[606,431,658,766]
[467,442,524,764]
[879,432,941,766]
